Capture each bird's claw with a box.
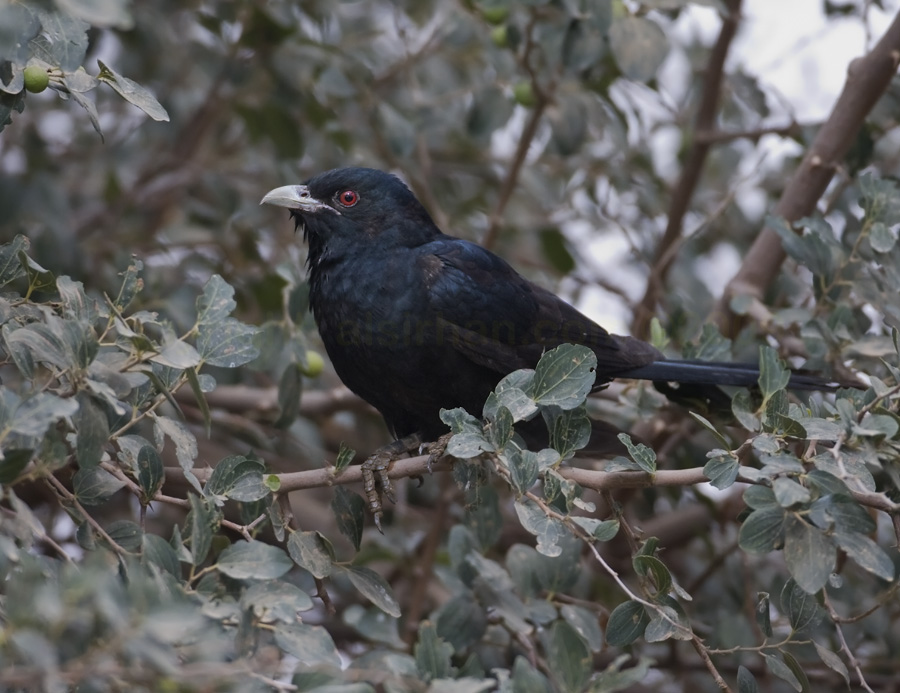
[361,449,397,533]
[424,432,453,473]
[361,432,449,533]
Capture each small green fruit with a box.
[480,6,509,25]
[299,350,325,377]
[513,81,536,108]
[491,25,509,48]
[23,65,49,93]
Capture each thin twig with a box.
[824,590,876,693]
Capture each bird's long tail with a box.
[618,359,840,391]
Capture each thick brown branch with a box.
[631,0,743,339]
[714,10,900,337]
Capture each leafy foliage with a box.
[2,0,900,691]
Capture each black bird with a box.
[261,167,833,523]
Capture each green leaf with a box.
[73,466,125,505]
[511,656,552,693]
[241,579,315,623]
[592,655,654,693]
[764,654,802,692]
[3,323,68,373]
[104,520,142,552]
[737,665,759,693]
[485,404,514,449]
[514,498,567,557]
[274,363,302,428]
[769,215,836,278]
[487,373,538,421]
[137,445,164,501]
[506,446,540,495]
[0,449,33,484]
[834,530,895,580]
[738,506,785,553]
[539,227,576,273]
[142,533,180,577]
[97,60,169,121]
[783,515,835,593]
[704,453,739,489]
[287,530,334,579]
[217,539,293,580]
[731,389,760,431]
[808,493,875,533]
[150,337,201,369]
[545,404,591,459]
[533,531,581,593]
[334,442,355,473]
[780,652,811,693]
[560,605,603,652]
[813,641,849,686]
[274,623,341,670]
[185,367,212,436]
[570,516,619,542]
[854,412,899,439]
[331,485,365,552]
[205,455,268,504]
[73,393,108,469]
[196,274,237,325]
[153,415,201,493]
[465,485,502,551]
[414,621,454,682]
[690,412,731,448]
[37,9,89,70]
[633,555,672,597]
[0,235,28,287]
[447,430,494,458]
[341,565,401,617]
[19,251,55,294]
[197,319,259,368]
[531,344,597,410]
[617,433,656,473]
[781,579,821,633]
[435,592,487,652]
[547,620,591,693]
[643,605,687,642]
[68,87,104,138]
[755,592,772,637]
[440,407,482,433]
[608,16,668,82]
[758,346,791,400]
[113,258,143,310]
[605,600,648,647]
[187,493,218,565]
[773,477,811,507]
[57,276,97,322]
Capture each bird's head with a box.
[261,167,439,264]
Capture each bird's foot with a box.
[361,433,425,533]
[422,432,453,473]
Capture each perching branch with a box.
[166,455,900,518]
[713,8,900,337]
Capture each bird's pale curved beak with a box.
[260,185,339,215]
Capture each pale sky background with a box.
[573,0,900,335]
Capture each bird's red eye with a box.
[337,190,359,207]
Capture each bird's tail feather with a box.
[618,359,839,391]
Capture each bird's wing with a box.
[419,238,659,380]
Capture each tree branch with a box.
[631,0,743,339]
[713,9,900,337]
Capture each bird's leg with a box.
[361,432,426,532]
